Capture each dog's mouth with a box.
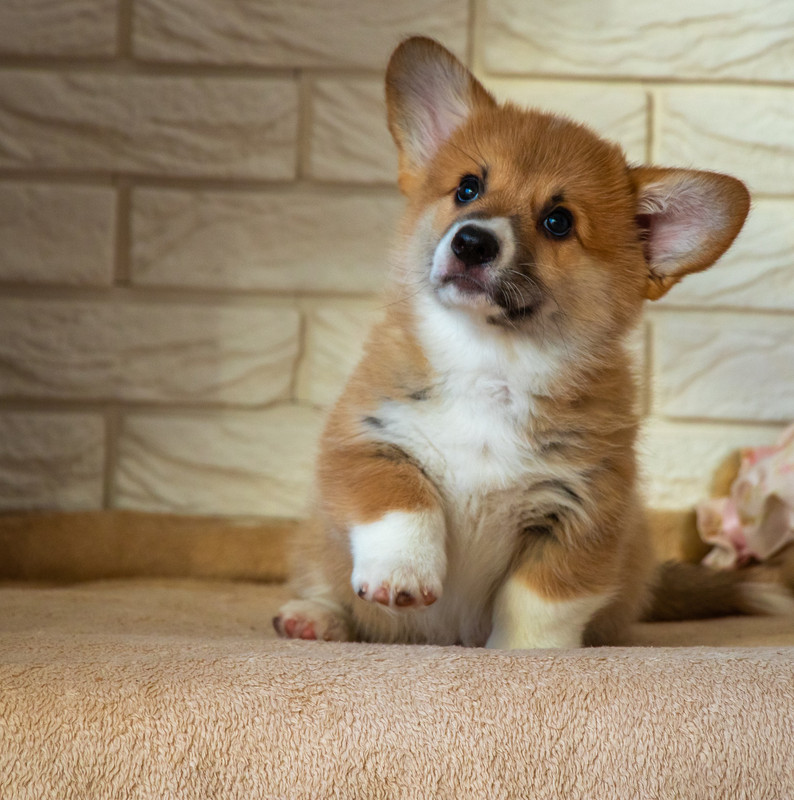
[441,273,490,295]
[440,272,543,324]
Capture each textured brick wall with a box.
[1,1,792,517]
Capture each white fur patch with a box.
[350,509,447,605]
[486,577,610,650]
[386,292,570,495]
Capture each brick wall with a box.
[0,1,792,517]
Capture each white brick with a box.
[0,72,297,179]
[483,80,647,163]
[483,0,794,80]
[0,0,117,57]
[0,413,104,511]
[0,300,299,405]
[115,406,325,517]
[131,188,400,293]
[658,88,794,195]
[660,199,794,311]
[651,312,794,423]
[297,304,382,406]
[133,0,467,68]
[639,420,784,510]
[310,79,397,184]
[0,183,115,286]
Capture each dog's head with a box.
[386,37,749,353]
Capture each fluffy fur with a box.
[274,37,752,649]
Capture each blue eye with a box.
[542,207,573,238]
[455,175,481,204]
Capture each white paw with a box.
[273,599,350,641]
[350,509,446,609]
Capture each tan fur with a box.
[275,37,752,648]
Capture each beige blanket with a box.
[2,579,793,799]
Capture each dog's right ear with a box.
[386,37,495,190]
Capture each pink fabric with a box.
[697,424,794,569]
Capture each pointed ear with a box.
[385,37,495,185]
[630,167,750,300]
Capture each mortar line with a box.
[113,179,132,285]
[466,0,479,70]
[0,56,792,90]
[102,406,121,509]
[0,396,321,416]
[0,170,401,193]
[647,414,789,430]
[0,286,377,308]
[296,70,314,180]
[117,0,134,59]
[290,306,309,402]
[645,89,655,164]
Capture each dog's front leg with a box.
[319,443,447,610]
[350,507,446,608]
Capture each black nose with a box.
[450,224,500,268]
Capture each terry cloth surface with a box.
[1,579,793,799]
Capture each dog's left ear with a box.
[386,37,495,189]
[630,167,750,300]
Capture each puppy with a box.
[274,36,751,649]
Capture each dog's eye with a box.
[455,175,481,205]
[542,207,574,238]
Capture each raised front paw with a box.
[350,509,446,610]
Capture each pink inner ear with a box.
[402,65,472,164]
[637,181,723,274]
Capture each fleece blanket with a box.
[1,579,793,800]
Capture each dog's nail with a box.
[420,589,437,606]
[373,586,391,605]
[357,585,367,599]
[395,591,415,607]
[272,615,282,633]
[299,623,317,640]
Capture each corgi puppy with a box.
[274,37,751,649]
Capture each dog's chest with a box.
[388,372,536,495]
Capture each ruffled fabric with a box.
[697,424,794,570]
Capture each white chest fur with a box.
[385,371,533,494]
[388,297,568,495]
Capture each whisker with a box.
[378,278,430,310]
